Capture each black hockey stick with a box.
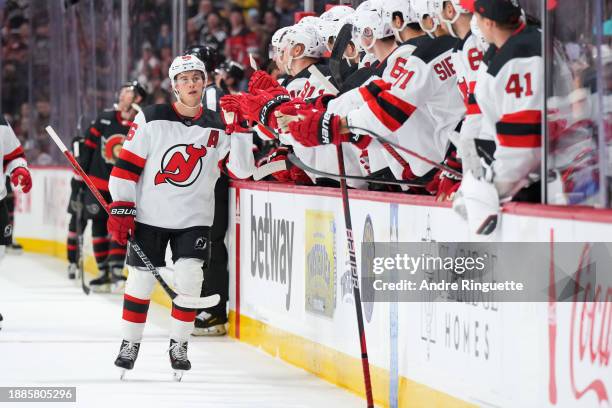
[75,189,90,295]
[336,144,374,408]
[329,23,354,90]
[347,125,463,178]
[287,153,425,187]
[46,126,220,309]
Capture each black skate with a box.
[67,263,77,280]
[0,312,3,331]
[109,266,127,292]
[114,340,140,380]
[89,270,112,293]
[192,312,227,336]
[169,339,191,381]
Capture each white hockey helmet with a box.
[470,14,489,52]
[382,0,419,42]
[352,0,394,52]
[284,23,326,59]
[270,26,291,58]
[319,5,355,47]
[412,0,440,38]
[168,54,207,88]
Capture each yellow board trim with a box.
[18,237,472,408]
[228,311,474,408]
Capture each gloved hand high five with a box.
[219,95,250,134]
[248,70,281,93]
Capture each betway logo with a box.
[250,195,295,310]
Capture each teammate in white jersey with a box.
[0,115,32,331]
[109,54,254,377]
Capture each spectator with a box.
[156,23,172,50]
[190,0,215,33]
[199,11,228,55]
[274,0,299,28]
[225,7,260,75]
[133,42,161,88]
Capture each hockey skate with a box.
[114,340,140,380]
[67,263,77,280]
[90,267,125,293]
[169,339,191,381]
[0,312,3,331]
[192,311,227,336]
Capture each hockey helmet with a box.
[284,23,326,59]
[184,44,219,72]
[168,54,207,88]
[352,0,394,51]
[412,0,441,38]
[121,80,147,101]
[381,0,419,42]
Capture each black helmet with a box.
[184,44,219,72]
[218,60,245,82]
[122,80,147,101]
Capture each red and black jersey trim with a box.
[496,110,542,148]
[112,149,146,182]
[367,91,417,132]
[3,146,26,171]
[466,92,482,115]
[359,79,389,102]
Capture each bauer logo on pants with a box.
[154,144,207,187]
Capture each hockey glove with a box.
[248,70,281,93]
[435,152,463,202]
[10,167,32,193]
[220,95,250,134]
[243,89,291,128]
[107,201,136,246]
[285,108,343,147]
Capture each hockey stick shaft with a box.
[307,65,339,96]
[75,189,90,295]
[336,144,374,408]
[348,125,462,178]
[46,126,219,309]
[287,153,425,187]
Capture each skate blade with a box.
[172,370,185,382]
[192,325,227,337]
[68,274,76,280]
[118,368,128,381]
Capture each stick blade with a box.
[173,293,221,309]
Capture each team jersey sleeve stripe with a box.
[110,166,140,182]
[3,146,25,162]
[115,158,144,177]
[89,127,102,137]
[84,139,98,149]
[117,149,146,168]
[88,174,110,191]
[366,91,416,132]
[499,110,542,124]
[496,110,542,147]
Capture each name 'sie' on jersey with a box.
[0,116,27,200]
[79,110,133,197]
[109,104,254,229]
[346,35,465,177]
[474,24,543,199]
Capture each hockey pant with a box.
[122,258,204,343]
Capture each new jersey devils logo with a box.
[154,144,207,187]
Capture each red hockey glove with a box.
[248,70,281,93]
[429,152,463,201]
[243,89,291,128]
[220,94,250,134]
[107,201,136,246]
[286,108,343,147]
[10,167,32,193]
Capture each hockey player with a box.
[184,44,225,111]
[0,115,32,331]
[66,133,85,280]
[69,81,147,292]
[471,0,543,202]
[109,55,253,377]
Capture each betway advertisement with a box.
[229,183,611,408]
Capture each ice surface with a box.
[0,253,364,408]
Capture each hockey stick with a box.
[287,153,425,187]
[75,189,90,295]
[347,125,463,178]
[253,160,287,180]
[336,144,374,408]
[46,126,220,309]
[329,23,353,90]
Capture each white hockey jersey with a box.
[0,116,28,201]
[109,104,254,229]
[474,24,543,199]
[346,35,465,177]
